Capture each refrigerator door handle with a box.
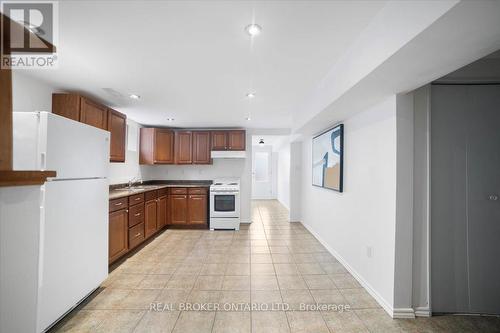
[40,152,47,170]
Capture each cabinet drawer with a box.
[129,193,144,205]
[129,222,145,250]
[188,187,207,195]
[170,187,187,194]
[109,197,128,212]
[128,203,144,227]
[158,187,168,196]
[145,190,158,201]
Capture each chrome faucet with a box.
[127,176,143,189]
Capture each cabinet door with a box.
[80,97,108,130]
[171,194,188,224]
[52,93,81,121]
[157,195,168,229]
[188,194,207,225]
[228,130,246,150]
[175,131,193,164]
[107,109,126,162]
[154,129,175,164]
[211,131,227,150]
[109,209,128,263]
[193,131,211,164]
[166,195,172,225]
[144,199,158,238]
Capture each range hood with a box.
[211,150,247,159]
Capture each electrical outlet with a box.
[366,246,373,258]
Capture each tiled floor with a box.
[52,200,500,332]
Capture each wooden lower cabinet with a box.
[144,199,158,239]
[129,222,145,250]
[188,194,207,225]
[109,186,207,264]
[157,195,168,228]
[109,209,128,264]
[171,194,188,224]
[171,188,208,226]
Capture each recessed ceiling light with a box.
[166,118,175,122]
[129,94,140,100]
[245,24,262,36]
[246,92,256,99]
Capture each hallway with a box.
[51,200,500,332]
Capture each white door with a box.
[252,146,274,199]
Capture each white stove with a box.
[210,178,241,230]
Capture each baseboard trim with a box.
[414,307,431,317]
[393,308,416,319]
[302,222,409,319]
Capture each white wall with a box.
[300,97,398,314]
[12,71,56,112]
[276,143,291,210]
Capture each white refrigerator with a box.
[1,112,109,332]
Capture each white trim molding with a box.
[393,308,416,319]
[414,307,432,317]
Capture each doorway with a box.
[430,83,500,314]
[252,145,274,199]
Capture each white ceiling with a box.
[20,0,386,128]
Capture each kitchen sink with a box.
[114,185,157,191]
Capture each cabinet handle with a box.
[126,209,129,213]
[134,213,141,217]
[114,202,123,206]
[135,232,141,237]
[135,197,141,201]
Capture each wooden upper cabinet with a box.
[140,128,174,164]
[52,93,81,122]
[155,129,175,164]
[211,131,227,151]
[175,131,192,164]
[228,130,246,150]
[188,194,207,225]
[192,131,211,164]
[107,109,126,162]
[79,97,108,130]
[210,130,246,151]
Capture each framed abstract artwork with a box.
[312,123,344,192]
